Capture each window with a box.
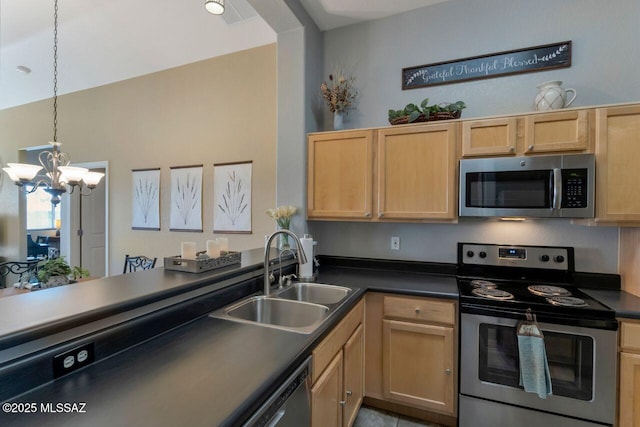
[26,185,61,230]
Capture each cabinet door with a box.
[595,105,640,222]
[382,319,455,415]
[377,123,458,220]
[312,351,343,427]
[343,324,364,427]
[461,117,517,157]
[619,352,640,427]
[524,110,589,153]
[307,130,374,219]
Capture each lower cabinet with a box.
[365,293,457,420]
[382,319,454,412]
[311,299,364,427]
[619,320,640,427]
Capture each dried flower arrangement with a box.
[320,71,357,113]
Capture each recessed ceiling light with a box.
[205,0,225,15]
[16,65,32,74]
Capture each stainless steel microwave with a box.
[459,153,595,218]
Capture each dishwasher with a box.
[242,356,312,427]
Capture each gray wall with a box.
[303,0,640,274]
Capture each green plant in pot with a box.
[388,99,466,125]
[37,257,72,287]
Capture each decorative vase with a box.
[333,111,345,130]
[278,225,291,250]
[534,80,577,111]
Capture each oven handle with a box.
[552,168,562,210]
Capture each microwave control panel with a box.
[561,168,588,208]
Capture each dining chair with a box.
[123,254,157,274]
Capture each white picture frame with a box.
[213,161,252,233]
[132,168,161,230]
[170,165,203,232]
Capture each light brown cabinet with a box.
[311,299,364,427]
[595,105,640,223]
[364,293,457,420]
[307,130,374,219]
[461,109,590,158]
[619,320,640,427]
[377,124,458,220]
[307,123,458,222]
[524,110,589,154]
[461,117,518,157]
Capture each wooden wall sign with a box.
[402,41,571,90]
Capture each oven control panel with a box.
[460,243,570,270]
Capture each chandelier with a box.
[2,0,103,206]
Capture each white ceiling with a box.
[0,0,448,110]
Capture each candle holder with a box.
[164,251,241,273]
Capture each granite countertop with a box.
[0,263,458,426]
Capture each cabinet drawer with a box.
[383,295,455,325]
[621,321,640,352]
[312,299,364,383]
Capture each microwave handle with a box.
[552,168,562,210]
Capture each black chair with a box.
[27,234,49,259]
[123,254,157,274]
[0,261,40,288]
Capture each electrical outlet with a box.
[391,236,400,251]
[53,342,95,378]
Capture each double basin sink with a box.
[210,283,354,334]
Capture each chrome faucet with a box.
[264,230,307,296]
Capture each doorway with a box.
[61,161,109,277]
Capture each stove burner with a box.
[470,280,497,288]
[471,287,514,300]
[528,285,571,297]
[546,296,588,307]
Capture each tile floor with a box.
[353,405,443,427]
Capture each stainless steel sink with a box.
[211,296,330,334]
[273,282,352,305]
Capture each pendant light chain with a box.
[53,0,59,142]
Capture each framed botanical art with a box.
[170,165,203,232]
[213,161,252,233]
[132,168,160,230]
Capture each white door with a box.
[79,167,106,277]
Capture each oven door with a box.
[460,313,616,425]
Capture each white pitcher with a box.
[534,81,577,111]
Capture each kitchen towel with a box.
[518,324,553,399]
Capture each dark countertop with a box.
[0,263,458,426]
[582,288,640,320]
[0,248,279,352]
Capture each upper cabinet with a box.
[461,109,591,157]
[595,105,640,223]
[307,123,458,222]
[377,124,458,221]
[461,117,518,157]
[524,110,590,154]
[307,130,374,220]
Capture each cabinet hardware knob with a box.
[509,146,515,152]
[528,144,534,151]
[445,368,452,375]
[415,308,421,314]
[378,212,384,218]
[346,390,353,396]
[365,212,371,217]
[340,400,347,407]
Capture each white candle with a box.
[206,239,221,258]
[181,242,197,259]
[218,237,229,253]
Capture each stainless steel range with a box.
[457,243,618,427]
